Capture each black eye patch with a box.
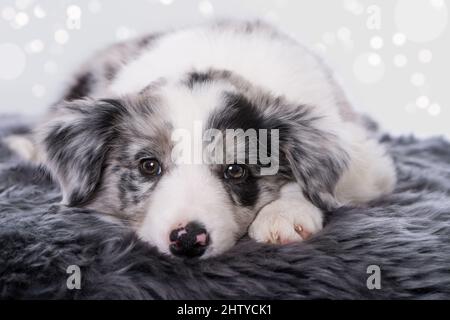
[211,164,260,208]
[224,173,260,207]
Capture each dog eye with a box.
[139,158,162,177]
[224,164,247,180]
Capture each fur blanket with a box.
[1,115,449,299]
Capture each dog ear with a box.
[38,98,127,207]
[276,107,350,211]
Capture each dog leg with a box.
[248,183,323,244]
[3,134,39,162]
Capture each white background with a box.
[0,0,449,138]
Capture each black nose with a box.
[169,221,209,258]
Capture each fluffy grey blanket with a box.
[0,115,449,299]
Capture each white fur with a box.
[334,124,396,205]
[109,26,341,126]
[3,135,39,161]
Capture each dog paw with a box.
[3,134,38,162]
[248,198,323,244]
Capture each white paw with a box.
[3,135,38,161]
[248,198,323,244]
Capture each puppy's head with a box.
[38,70,348,258]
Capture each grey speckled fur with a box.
[1,116,450,299]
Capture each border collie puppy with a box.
[8,21,396,258]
